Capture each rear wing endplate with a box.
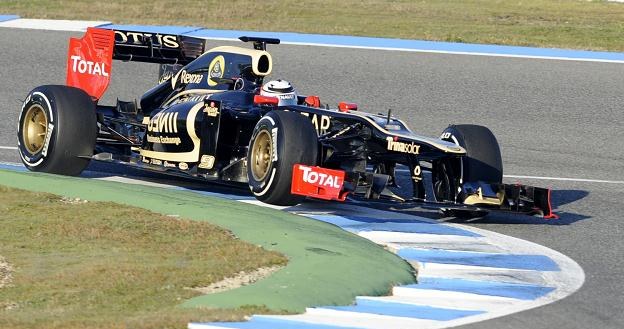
[66,27,206,100]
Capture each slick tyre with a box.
[440,124,503,183]
[17,85,97,176]
[439,124,503,219]
[247,111,318,206]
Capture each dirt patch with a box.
[60,196,88,204]
[190,265,283,294]
[0,256,13,289]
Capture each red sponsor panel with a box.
[291,164,347,201]
[66,27,114,100]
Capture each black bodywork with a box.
[93,30,555,218]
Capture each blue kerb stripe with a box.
[323,298,483,321]
[201,317,363,329]
[398,248,560,271]
[0,164,26,172]
[0,15,19,22]
[175,187,256,201]
[405,277,555,300]
[185,28,624,62]
[85,22,624,62]
[2,18,624,61]
[97,23,204,35]
[308,214,481,237]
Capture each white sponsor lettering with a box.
[146,135,182,145]
[162,35,180,48]
[41,123,54,157]
[114,31,180,48]
[302,113,331,133]
[70,55,109,77]
[271,128,278,162]
[412,165,422,181]
[172,94,210,106]
[199,155,215,169]
[159,72,173,84]
[312,114,330,132]
[386,137,421,155]
[179,70,203,84]
[203,104,219,117]
[147,112,179,133]
[300,165,341,188]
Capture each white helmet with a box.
[260,80,297,106]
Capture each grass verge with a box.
[1,0,624,52]
[0,169,416,317]
[0,185,287,329]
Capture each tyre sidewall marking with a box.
[18,91,56,167]
[248,115,280,194]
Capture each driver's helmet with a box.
[260,80,298,106]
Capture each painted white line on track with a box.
[395,168,624,184]
[198,37,624,64]
[359,231,505,254]
[504,174,624,184]
[417,263,551,285]
[390,288,525,311]
[269,308,443,329]
[0,18,111,31]
[96,176,181,189]
[0,146,17,150]
[0,162,21,167]
[361,294,523,312]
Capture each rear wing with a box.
[66,27,206,100]
[109,28,205,65]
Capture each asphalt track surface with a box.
[1,28,623,328]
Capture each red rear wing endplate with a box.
[66,27,114,100]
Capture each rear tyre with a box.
[17,85,97,175]
[247,111,318,206]
[438,124,503,219]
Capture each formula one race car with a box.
[17,28,557,218]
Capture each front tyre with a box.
[441,124,503,184]
[438,124,503,219]
[17,85,97,175]
[247,111,318,206]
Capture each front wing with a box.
[291,164,557,219]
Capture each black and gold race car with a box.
[17,28,557,218]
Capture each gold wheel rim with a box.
[250,130,273,181]
[22,104,48,155]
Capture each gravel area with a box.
[0,256,12,289]
[190,265,283,294]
